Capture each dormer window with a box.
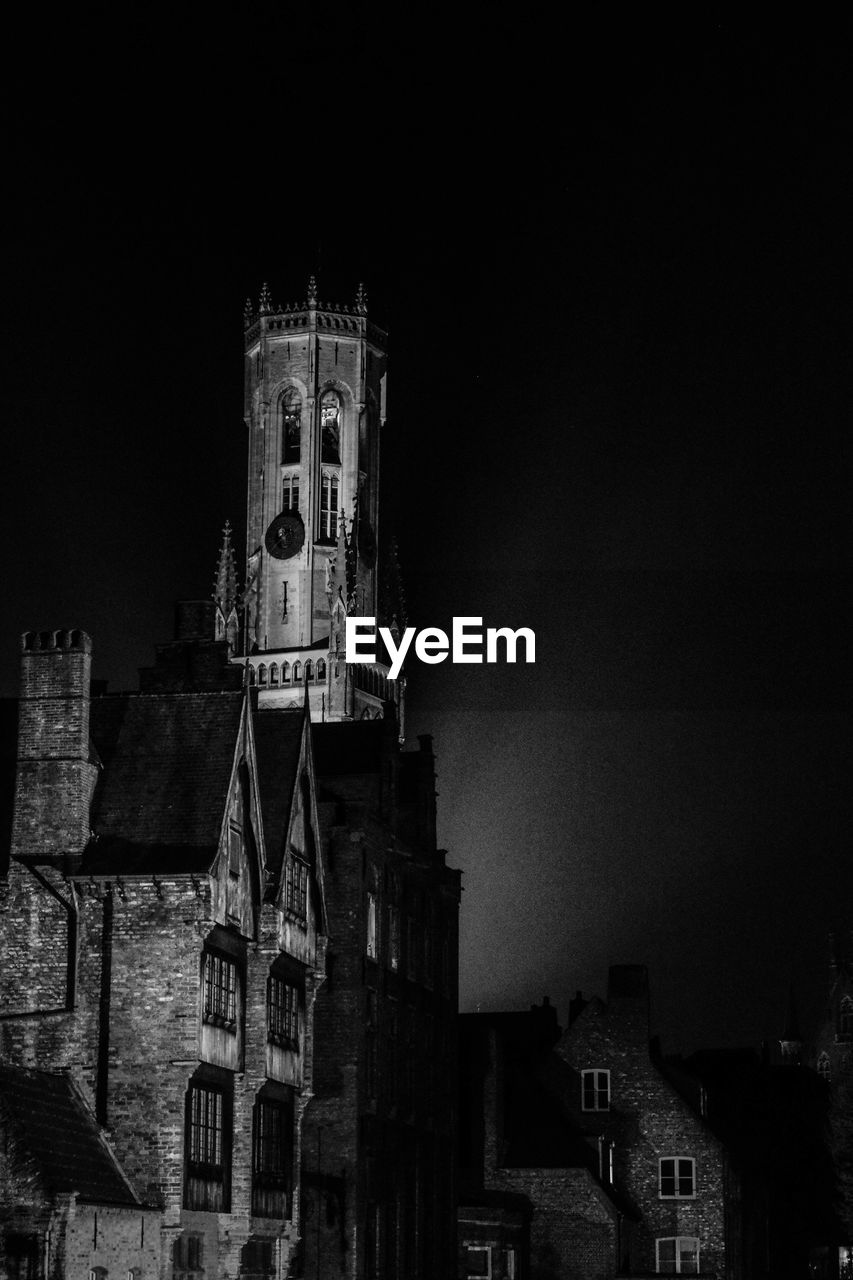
[581,1068,610,1111]
[203,951,237,1029]
[282,388,301,464]
[320,390,341,463]
[284,854,308,922]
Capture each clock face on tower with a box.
[265,511,305,560]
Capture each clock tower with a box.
[239,277,402,725]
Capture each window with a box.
[185,1079,231,1211]
[387,904,400,971]
[172,1234,203,1280]
[317,658,326,681]
[659,1157,696,1198]
[252,1093,294,1218]
[817,1051,831,1081]
[366,890,378,960]
[320,471,340,541]
[282,473,300,511]
[581,1068,610,1111]
[268,975,299,1048]
[504,1248,517,1279]
[269,663,279,687]
[656,1236,700,1274]
[282,388,301,464]
[840,996,853,1038]
[284,854,308,920]
[320,389,341,463]
[464,1245,492,1278]
[5,1235,41,1280]
[203,952,237,1028]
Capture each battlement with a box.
[21,628,92,655]
[243,278,387,350]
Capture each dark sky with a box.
[2,14,850,1054]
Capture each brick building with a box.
[0,277,461,1278]
[0,624,326,1278]
[460,970,744,1279]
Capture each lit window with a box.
[184,1080,230,1211]
[656,1236,700,1274]
[320,390,341,463]
[366,890,378,961]
[282,472,300,512]
[252,1094,294,1219]
[268,975,300,1047]
[282,388,301,464]
[464,1245,492,1278]
[387,904,400,972]
[659,1157,696,1198]
[581,1068,610,1111]
[320,472,340,541]
[203,952,237,1027]
[284,855,308,921]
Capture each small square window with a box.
[464,1245,492,1278]
[659,1156,696,1199]
[581,1068,610,1111]
[656,1235,700,1274]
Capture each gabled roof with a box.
[253,709,307,882]
[81,691,245,873]
[0,1065,139,1206]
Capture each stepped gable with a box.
[252,709,306,882]
[81,691,245,874]
[0,1065,139,1206]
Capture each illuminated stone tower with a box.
[241,278,403,725]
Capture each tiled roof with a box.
[84,692,244,871]
[253,709,306,881]
[0,1065,139,1206]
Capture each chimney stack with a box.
[12,629,98,859]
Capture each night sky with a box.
[2,14,850,1054]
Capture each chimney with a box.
[12,629,98,859]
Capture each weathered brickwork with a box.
[0,631,328,1279]
[557,968,730,1277]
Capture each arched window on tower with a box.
[282,474,299,512]
[320,390,341,464]
[282,388,301,465]
[320,472,340,542]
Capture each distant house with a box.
[460,968,746,1278]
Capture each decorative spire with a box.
[213,520,238,617]
[243,297,254,328]
[259,282,272,315]
[355,281,368,315]
[306,275,318,306]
